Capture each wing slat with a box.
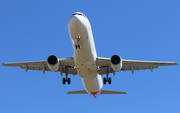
[20,66,77,75]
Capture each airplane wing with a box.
[2,57,77,75]
[96,57,178,75]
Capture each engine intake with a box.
[47,55,60,71]
[110,55,122,71]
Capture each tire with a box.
[63,78,66,85]
[68,78,71,85]
[103,78,106,84]
[108,78,111,84]
[75,45,78,49]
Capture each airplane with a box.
[2,12,178,98]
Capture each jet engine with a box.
[110,55,122,71]
[47,55,60,71]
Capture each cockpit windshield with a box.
[72,12,87,18]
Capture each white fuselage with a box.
[68,13,103,98]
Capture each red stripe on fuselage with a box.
[89,88,102,98]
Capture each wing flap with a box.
[97,68,114,75]
[97,65,159,75]
[122,65,158,71]
[21,66,77,75]
[21,66,51,71]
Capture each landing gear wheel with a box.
[62,77,71,85]
[108,77,111,84]
[78,45,81,49]
[63,78,66,85]
[68,78,71,85]
[76,44,81,49]
[103,77,111,85]
[103,78,106,84]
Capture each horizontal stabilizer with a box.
[101,90,126,94]
[67,90,126,94]
[67,90,88,94]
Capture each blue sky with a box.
[0,0,180,113]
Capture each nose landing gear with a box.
[75,36,81,49]
[76,44,81,49]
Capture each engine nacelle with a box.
[110,55,122,71]
[47,55,60,71]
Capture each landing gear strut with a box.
[62,66,71,85]
[75,36,81,49]
[103,66,111,84]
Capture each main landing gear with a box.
[103,77,111,84]
[62,66,71,85]
[75,36,81,49]
[103,66,111,84]
[62,77,71,85]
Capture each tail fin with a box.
[67,90,126,94]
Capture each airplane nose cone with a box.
[68,15,82,26]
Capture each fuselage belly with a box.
[68,13,103,98]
